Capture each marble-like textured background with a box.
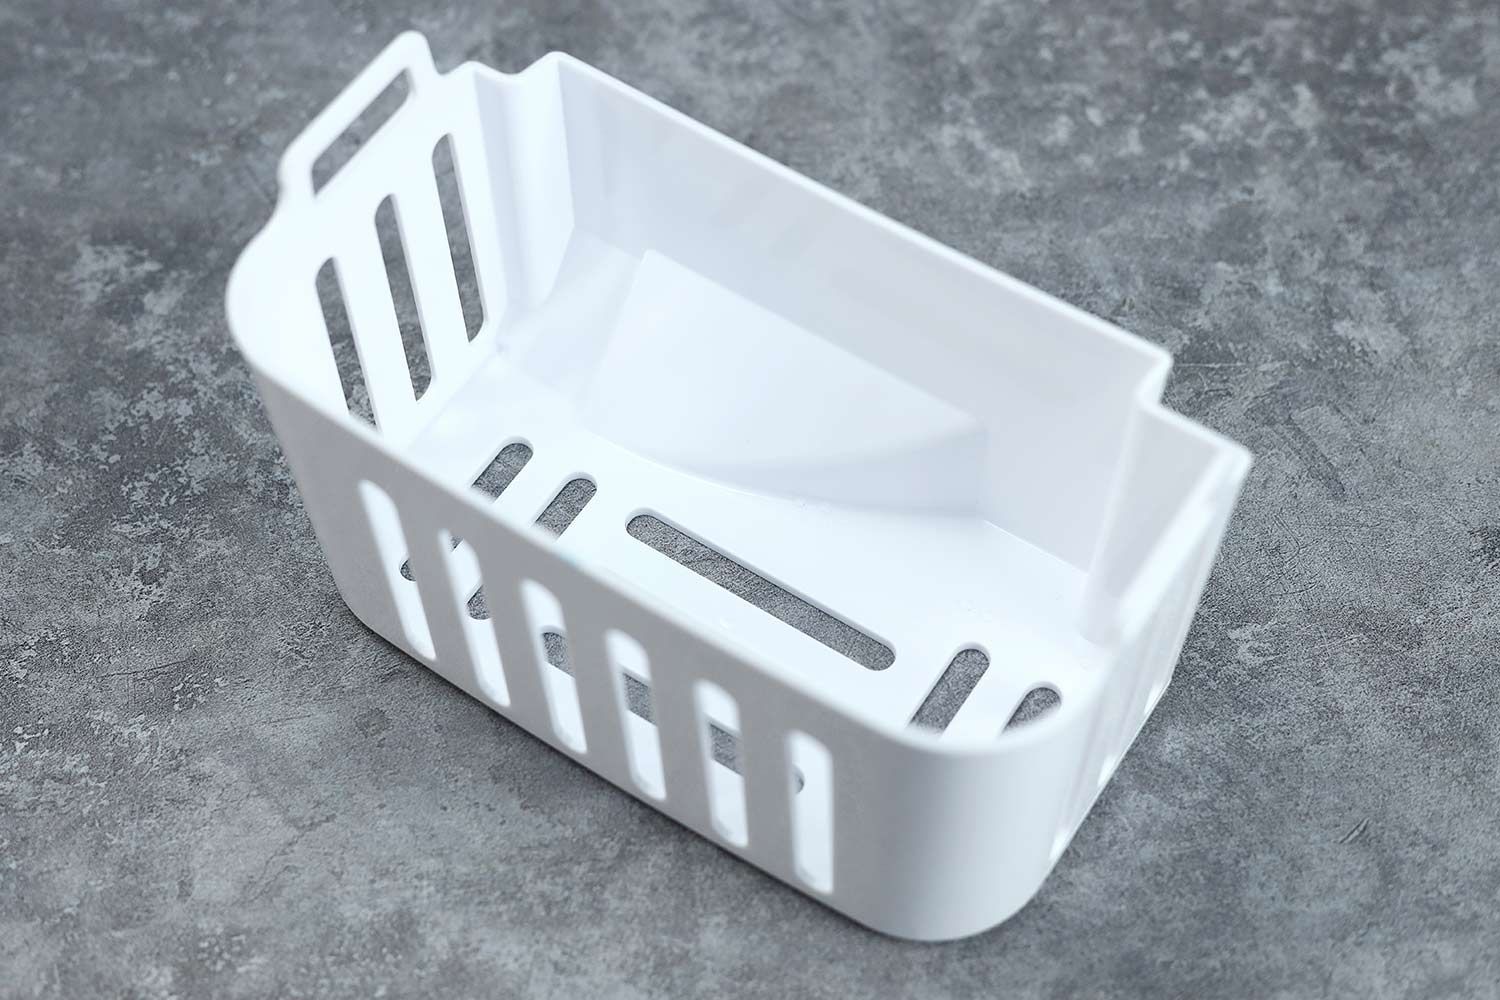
[3,2,1498,997]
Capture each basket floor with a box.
[400,230,1107,738]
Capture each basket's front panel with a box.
[254,375,1094,939]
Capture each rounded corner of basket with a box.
[224,248,264,362]
[1226,439,1255,480]
[224,228,299,383]
[329,575,409,651]
[856,876,1048,943]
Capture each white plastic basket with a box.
[227,33,1250,941]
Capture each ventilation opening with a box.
[316,260,374,424]
[432,134,485,340]
[399,440,533,592]
[375,195,432,399]
[605,630,665,799]
[909,648,990,732]
[1004,686,1061,731]
[471,441,532,500]
[541,630,799,793]
[626,514,893,671]
[460,562,508,708]
[536,478,596,537]
[521,581,584,752]
[694,683,748,846]
[788,731,833,893]
[400,534,460,582]
[312,71,411,192]
[546,631,733,754]
[357,481,432,659]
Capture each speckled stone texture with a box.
[3,2,1499,997]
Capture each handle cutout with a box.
[311,71,411,193]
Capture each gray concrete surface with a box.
[3,1,1499,997]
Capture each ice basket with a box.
[226,33,1251,941]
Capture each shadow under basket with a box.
[227,32,1251,941]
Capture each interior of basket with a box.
[234,51,1236,742]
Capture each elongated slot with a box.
[626,515,893,671]
[536,479,596,537]
[316,260,374,424]
[400,534,460,582]
[472,441,532,499]
[520,581,584,752]
[543,632,745,777]
[375,196,432,399]
[696,683,747,846]
[909,648,990,732]
[605,630,665,799]
[356,481,432,658]
[431,134,485,340]
[1004,686,1061,730]
[312,72,410,191]
[788,732,833,892]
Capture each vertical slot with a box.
[536,478,596,537]
[455,545,508,707]
[908,647,990,732]
[608,630,665,799]
[432,134,485,340]
[356,481,433,659]
[787,731,833,893]
[550,645,749,794]
[375,196,432,399]
[695,683,747,847]
[519,580,585,752]
[472,441,532,500]
[445,439,536,610]
[316,260,375,424]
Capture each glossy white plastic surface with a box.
[227,33,1251,940]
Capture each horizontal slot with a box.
[1004,686,1061,730]
[626,514,893,671]
[312,71,410,191]
[909,648,990,732]
[400,534,460,582]
[472,441,532,500]
[536,478,596,537]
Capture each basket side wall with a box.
[244,373,1126,940]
